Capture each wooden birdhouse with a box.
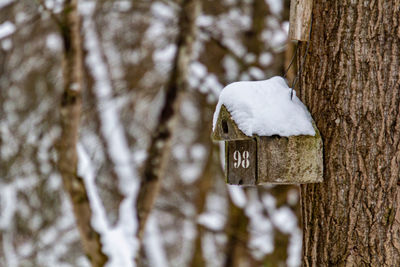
[212,76,323,186]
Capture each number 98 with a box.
[233,150,250,168]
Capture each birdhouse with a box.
[212,76,323,186]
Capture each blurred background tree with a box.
[0,0,301,266]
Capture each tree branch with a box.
[55,0,108,266]
[199,26,262,80]
[135,0,201,246]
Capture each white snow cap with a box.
[213,76,315,137]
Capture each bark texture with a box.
[56,1,108,266]
[300,1,400,266]
[289,0,313,41]
[135,0,201,242]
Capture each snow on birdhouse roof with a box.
[212,76,315,137]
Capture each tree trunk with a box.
[300,1,400,266]
[135,0,201,243]
[189,150,213,267]
[56,1,108,266]
[189,95,216,267]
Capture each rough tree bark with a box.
[299,1,400,266]
[56,0,108,266]
[135,0,201,242]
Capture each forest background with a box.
[0,0,302,266]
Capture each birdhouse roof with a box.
[212,76,315,138]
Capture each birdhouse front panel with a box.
[226,139,257,185]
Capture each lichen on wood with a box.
[257,122,323,184]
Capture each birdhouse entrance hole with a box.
[222,119,229,134]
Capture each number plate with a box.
[227,139,257,185]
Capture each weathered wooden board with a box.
[226,139,257,185]
[257,135,289,183]
[257,123,323,184]
[289,0,313,41]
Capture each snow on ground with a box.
[213,76,315,137]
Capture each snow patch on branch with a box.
[0,0,13,10]
[0,185,17,230]
[143,215,169,267]
[227,185,247,208]
[0,21,15,40]
[80,1,140,265]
